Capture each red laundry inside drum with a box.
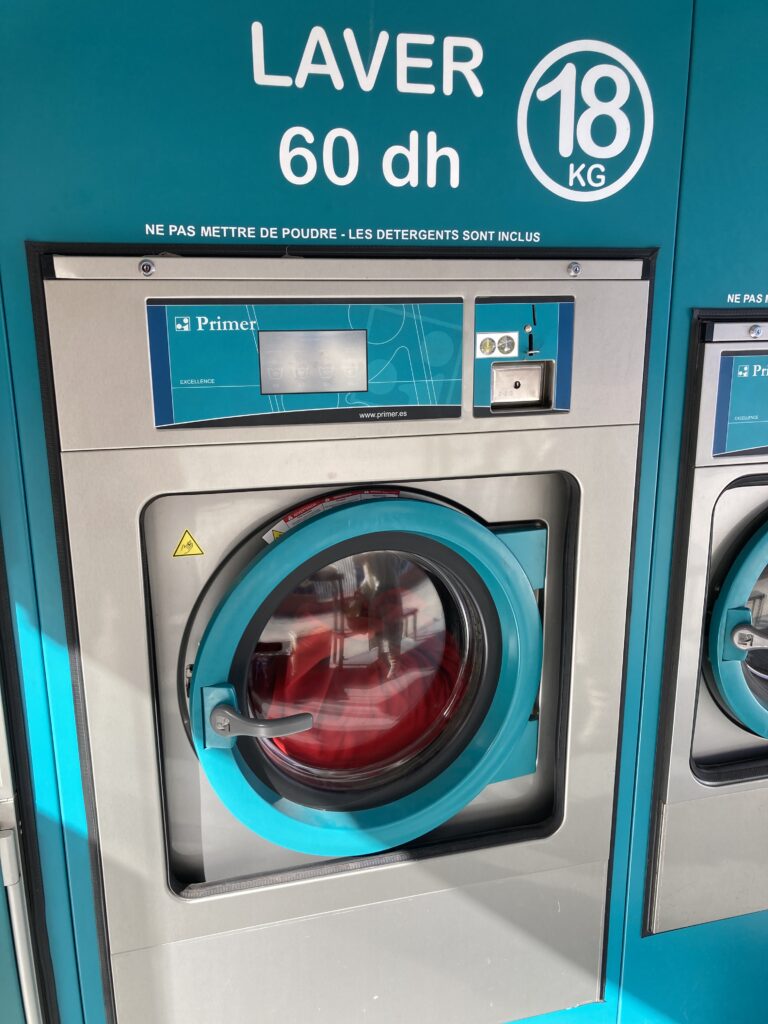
[248,590,466,773]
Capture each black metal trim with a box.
[157,405,461,429]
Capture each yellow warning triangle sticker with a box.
[272,529,284,541]
[173,530,204,557]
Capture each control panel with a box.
[147,295,575,428]
[147,300,463,427]
[473,299,574,415]
[713,349,768,457]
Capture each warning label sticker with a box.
[173,530,204,557]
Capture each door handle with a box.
[209,703,313,739]
[731,623,768,651]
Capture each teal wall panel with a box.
[617,3,768,1023]
[2,2,739,1023]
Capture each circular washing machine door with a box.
[188,495,543,856]
[709,520,768,736]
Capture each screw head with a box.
[139,259,156,277]
[567,262,582,278]
[749,324,763,339]
[523,323,533,334]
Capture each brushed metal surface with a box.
[52,255,644,281]
[650,357,768,929]
[653,789,768,931]
[111,861,607,1024]
[143,473,568,883]
[43,256,647,1021]
[42,268,648,452]
[490,362,544,406]
[61,424,636,958]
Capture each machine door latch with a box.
[0,828,20,887]
[209,703,314,740]
[731,623,768,651]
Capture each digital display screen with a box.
[258,329,368,395]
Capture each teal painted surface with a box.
[616,3,768,1024]
[496,525,548,591]
[148,300,462,424]
[490,717,538,784]
[473,300,572,410]
[0,0,698,1020]
[0,876,25,1024]
[713,353,768,455]
[0,279,93,1020]
[191,497,544,855]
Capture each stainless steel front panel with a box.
[650,322,768,932]
[43,256,648,1023]
[143,473,568,884]
[43,256,647,452]
[651,470,768,931]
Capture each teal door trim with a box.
[708,520,768,736]
[190,498,544,856]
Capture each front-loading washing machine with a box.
[33,251,650,1023]
[650,315,768,932]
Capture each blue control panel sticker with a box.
[472,299,574,415]
[713,353,768,456]
[147,301,462,427]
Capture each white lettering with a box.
[382,130,420,187]
[343,29,389,92]
[295,26,344,90]
[426,131,459,188]
[586,163,606,187]
[442,36,483,97]
[279,127,317,185]
[251,22,293,87]
[396,34,435,94]
[568,162,586,187]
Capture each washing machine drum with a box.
[709,519,768,737]
[188,493,544,856]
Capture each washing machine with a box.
[650,315,768,932]
[34,251,650,1023]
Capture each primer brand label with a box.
[714,354,768,456]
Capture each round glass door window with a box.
[246,550,485,806]
[709,520,768,736]
[188,495,544,856]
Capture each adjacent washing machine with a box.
[650,316,768,932]
[34,252,650,1023]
